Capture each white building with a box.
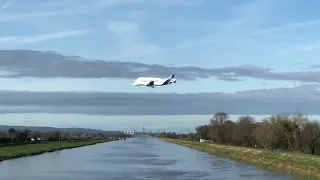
[124,130,135,135]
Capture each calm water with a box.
[0,137,295,180]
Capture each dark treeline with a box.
[195,112,320,155]
[0,127,131,145]
[157,132,195,139]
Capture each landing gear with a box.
[147,81,155,88]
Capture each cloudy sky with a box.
[0,0,320,132]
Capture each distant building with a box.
[124,130,135,135]
[200,139,213,143]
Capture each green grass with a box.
[160,138,320,180]
[0,139,113,161]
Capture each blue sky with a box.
[1,0,320,132]
[0,0,320,93]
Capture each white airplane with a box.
[132,74,176,88]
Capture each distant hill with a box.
[0,125,121,134]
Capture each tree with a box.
[16,129,30,142]
[278,114,296,151]
[252,121,274,149]
[224,120,236,145]
[48,131,61,141]
[267,114,290,150]
[7,128,16,142]
[191,110,320,156]
[209,112,230,144]
[234,115,256,147]
[274,112,309,151]
[196,125,210,139]
[302,121,320,155]
[290,111,308,150]
[210,112,229,126]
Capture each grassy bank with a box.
[0,139,113,161]
[160,138,320,180]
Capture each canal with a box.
[0,137,295,180]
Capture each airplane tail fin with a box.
[168,74,175,79]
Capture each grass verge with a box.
[0,139,113,162]
[160,138,320,180]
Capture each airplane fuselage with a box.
[132,76,176,88]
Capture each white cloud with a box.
[0,0,151,22]
[0,0,14,11]
[95,0,207,7]
[104,0,272,58]
[102,0,320,66]
[0,1,96,22]
[157,0,320,53]
[289,40,320,52]
[0,0,208,22]
[252,19,320,36]
[106,21,139,33]
[95,0,143,7]
[5,0,312,62]
[0,30,90,46]
[106,21,161,59]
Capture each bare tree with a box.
[234,115,256,147]
[209,112,230,144]
[192,111,320,156]
[302,121,320,155]
[210,112,229,126]
[7,128,16,142]
[290,111,308,150]
[196,125,210,139]
[252,121,274,149]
